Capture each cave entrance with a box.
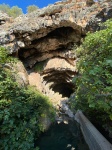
[51,83,74,98]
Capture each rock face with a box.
[0,11,13,25]
[13,61,29,86]
[0,0,112,106]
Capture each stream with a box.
[35,120,89,150]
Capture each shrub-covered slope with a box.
[0,47,55,150]
[71,19,112,137]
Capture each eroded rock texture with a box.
[0,0,112,105]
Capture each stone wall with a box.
[75,110,112,150]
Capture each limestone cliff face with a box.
[0,0,112,105]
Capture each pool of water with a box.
[35,120,89,150]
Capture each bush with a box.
[0,47,55,150]
[34,61,47,73]
[0,4,23,18]
[0,4,10,14]
[8,6,23,18]
[27,5,39,13]
[71,20,112,135]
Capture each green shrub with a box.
[27,5,39,13]
[8,6,23,18]
[34,61,47,73]
[0,4,10,14]
[71,20,112,135]
[0,47,55,150]
[0,4,23,18]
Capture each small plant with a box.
[34,60,47,73]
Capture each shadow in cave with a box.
[51,83,74,98]
[47,27,76,37]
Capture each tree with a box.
[0,4,23,18]
[0,3,10,14]
[27,5,39,13]
[8,6,23,18]
[71,20,112,135]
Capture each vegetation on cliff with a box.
[27,5,39,13]
[71,19,112,136]
[0,4,23,18]
[0,4,39,17]
[0,47,55,150]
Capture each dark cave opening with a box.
[51,83,74,98]
[47,26,76,37]
[17,25,81,70]
[16,26,77,99]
